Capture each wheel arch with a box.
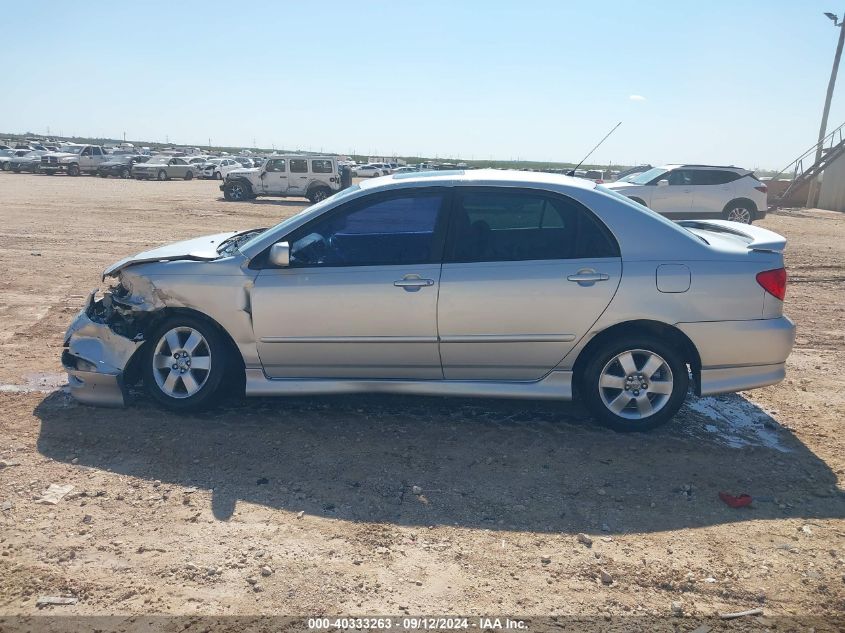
[571,319,702,396]
[124,307,246,395]
[228,177,254,193]
[723,197,758,214]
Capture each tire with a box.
[157,169,168,181]
[99,172,108,178]
[121,167,131,179]
[67,164,80,177]
[0,163,9,171]
[723,201,754,224]
[142,315,227,412]
[184,170,194,181]
[308,187,331,203]
[580,335,689,432]
[214,171,223,180]
[223,181,250,201]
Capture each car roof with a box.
[358,168,598,191]
[660,164,748,172]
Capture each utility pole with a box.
[807,11,845,207]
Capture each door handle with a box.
[394,274,435,292]
[567,271,609,285]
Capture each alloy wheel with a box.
[727,207,752,223]
[152,327,212,398]
[597,349,674,420]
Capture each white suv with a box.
[221,155,341,203]
[604,165,767,223]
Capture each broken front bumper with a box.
[62,292,143,407]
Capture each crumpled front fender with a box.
[62,292,145,407]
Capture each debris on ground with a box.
[576,533,593,547]
[35,484,74,505]
[36,596,78,607]
[719,607,764,620]
[718,491,753,508]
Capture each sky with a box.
[2,1,845,169]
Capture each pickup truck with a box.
[40,144,110,176]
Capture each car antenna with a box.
[566,121,622,176]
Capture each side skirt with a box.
[245,369,573,400]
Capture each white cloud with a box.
[629,94,647,101]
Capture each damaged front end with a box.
[62,281,156,407]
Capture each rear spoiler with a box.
[676,219,786,253]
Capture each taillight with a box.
[756,268,786,301]
[754,185,768,193]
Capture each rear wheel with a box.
[184,170,194,181]
[142,316,227,411]
[67,164,80,177]
[723,201,754,224]
[580,336,689,432]
[308,187,331,203]
[121,167,131,179]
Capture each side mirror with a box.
[269,242,290,267]
[656,179,669,187]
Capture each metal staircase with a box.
[770,121,845,208]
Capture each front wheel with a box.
[67,164,80,177]
[223,181,250,201]
[184,170,194,181]
[157,169,168,181]
[142,316,227,411]
[580,336,689,432]
[214,171,223,180]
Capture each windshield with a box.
[628,167,668,185]
[59,146,85,154]
[239,185,362,254]
[206,158,222,164]
[144,156,169,165]
[0,150,14,157]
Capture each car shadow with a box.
[33,390,844,533]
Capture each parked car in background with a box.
[614,164,653,181]
[233,157,254,168]
[221,155,341,203]
[40,144,110,176]
[604,165,768,223]
[0,148,29,170]
[63,170,794,433]
[97,154,148,178]
[201,157,241,180]
[131,156,197,181]
[352,164,383,178]
[392,166,420,174]
[10,150,47,172]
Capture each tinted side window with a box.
[312,159,333,173]
[265,159,286,172]
[290,159,308,173]
[288,191,446,267]
[666,169,693,186]
[92,147,103,156]
[446,189,618,263]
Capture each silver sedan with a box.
[62,170,795,431]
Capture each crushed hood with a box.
[103,231,239,279]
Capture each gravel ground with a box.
[0,173,843,629]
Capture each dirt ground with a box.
[0,173,843,629]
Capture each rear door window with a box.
[290,159,308,173]
[311,159,333,173]
[445,188,619,263]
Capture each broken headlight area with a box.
[84,278,152,341]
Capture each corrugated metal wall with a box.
[818,152,845,212]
